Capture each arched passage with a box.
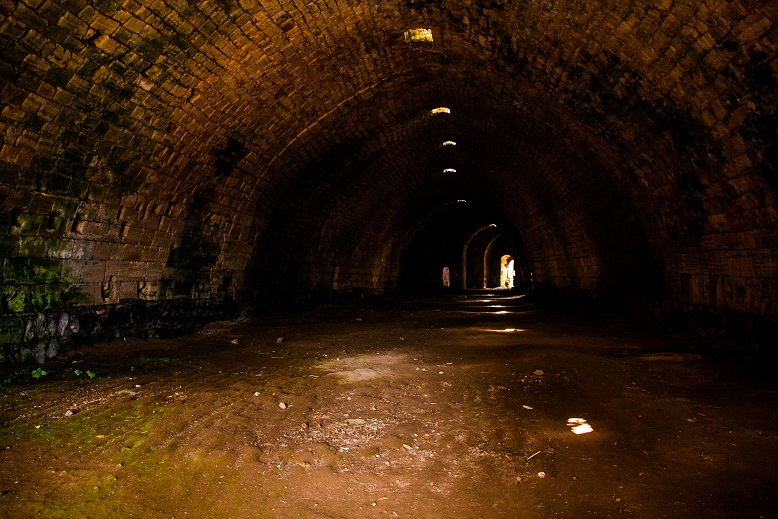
[463,225,499,290]
[462,224,525,291]
[485,233,523,289]
[396,201,529,294]
[0,0,774,354]
[0,2,776,515]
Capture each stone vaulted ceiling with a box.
[0,0,777,350]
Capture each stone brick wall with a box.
[1,0,776,359]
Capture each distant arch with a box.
[462,225,523,290]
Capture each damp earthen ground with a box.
[1,293,776,518]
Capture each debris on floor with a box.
[1,295,775,518]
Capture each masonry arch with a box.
[0,0,774,353]
[462,225,526,291]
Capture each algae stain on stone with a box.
[1,254,86,362]
[0,401,177,517]
[4,401,166,449]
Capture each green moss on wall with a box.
[1,256,85,315]
[0,316,25,346]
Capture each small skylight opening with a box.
[431,107,450,115]
[442,141,457,147]
[443,168,457,174]
[404,28,433,43]
[457,200,467,203]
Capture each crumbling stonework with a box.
[0,298,239,363]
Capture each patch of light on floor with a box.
[457,310,522,315]
[471,295,527,303]
[483,328,526,333]
[567,418,593,434]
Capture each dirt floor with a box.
[1,292,777,518]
